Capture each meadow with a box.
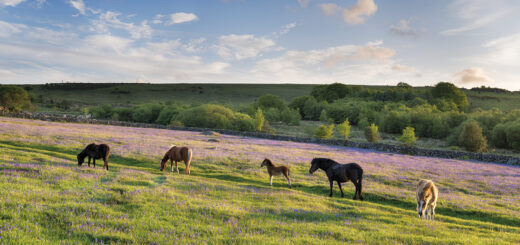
[0,116,519,244]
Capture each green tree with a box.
[431,82,469,111]
[398,126,417,146]
[0,86,33,112]
[336,118,351,140]
[314,124,334,139]
[254,108,265,131]
[256,94,287,111]
[319,109,328,122]
[458,121,488,152]
[364,123,380,143]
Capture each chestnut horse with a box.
[309,158,363,200]
[416,179,438,220]
[160,145,192,174]
[77,143,110,170]
[260,158,291,188]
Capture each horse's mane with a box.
[312,158,337,170]
[263,158,274,166]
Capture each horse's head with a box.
[77,154,84,166]
[309,158,320,174]
[260,158,270,167]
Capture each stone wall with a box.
[2,112,519,165]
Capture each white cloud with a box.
[481,33,520,66]
[392,64,415,72]
[319,0,377,25]
[0,20,229,83]
[167,12,199,25]
[217,34,278,60]
[390,20,416,37]
[319,3,341,16]
[454,67,492,84]
[92,11,152,39]
[251,42,401,84]
[441,0,510,35]
[297,0,311,8]
[343,0,377,25]
[69,0,85,15]
[0,21,26,38]
[0,0,25,7]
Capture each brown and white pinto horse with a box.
[260,158,291,188]
[160,145,192,174]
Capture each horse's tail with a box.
[185,148,192,175]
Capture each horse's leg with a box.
[104,157,109,170]
[417,202,421,218]
[337,181,344,197]
[176,161,179,174]
[329,180,333,197]
[358,177,363,200]
[284,173,291,189]
[88,156,91,167]
[93,158,96,168]
[431,203,436,221]
[269,175,273,186]
[170,160,174,172]
[350,179,358,200]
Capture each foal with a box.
[416,179,438,220]
[260,158,291,188]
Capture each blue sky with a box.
[0,0,519,90]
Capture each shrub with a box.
[381,110,410,134]
[505,121,520,150]
[458,121,488,152]
[254,108,265,131]
[319,110,328,122]
[0,85,34,112]
[314,124,334,139]
[169,120,183,127]
[232,113,256,132]
[364,123,380,143]
[398,126,417,146]
[491,123,509,148]
[256,94,287,111]
[156,106,183,125]
[430,82,469,111]
[280,108,300,125]
[336,118,351,140]
[90,104,114,119]
[289,95,313,117]
[261,120,276,134]
[132,103,163,123]
[179,104,235,129]
[302,97,326,120]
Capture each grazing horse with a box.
[309,158,363,200]
[77,143,110,170]
[160,145,192,174]
[260,158,291,188]
[416,179,438,220]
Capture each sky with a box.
[0,0,519,90]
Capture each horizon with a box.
[1,0,519,90]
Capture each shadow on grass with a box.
[0,140,154,171]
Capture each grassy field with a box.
[27,84,315,109]
[25,83,520,112]
[1,117,519,244]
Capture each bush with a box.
[280,108,300,125]
[132,103,163,123]
[169,120,183,127]
[302,97,326,120]
[261,120,276,134]
[256,94,287,111]
[254,108,265,131]
[179,104,235,129]
[458,121,488,152]
[336,118,351,140]
[505,121,520,150]
[314,124,334,139]
[491,123,509,148]
[364,123,380,143]
[319,110,328,122]
[156,106,183,125]
[0,85,34,112]
[381,110,410,134]
[430,82,469,111]
[232,113,256,131]
[398,126,417,146]
[90,104,114,119]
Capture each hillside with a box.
[1,117,519,244]
[23,83,520,112]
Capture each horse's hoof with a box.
[329,194,333,197]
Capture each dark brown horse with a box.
[77,143,110,170]
[309,158,363,200]
[260,158,291,188]
[160,145,192,174]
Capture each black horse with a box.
[309,158,363,200]
[77,143,110,170]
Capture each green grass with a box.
[28,83,315,109]
[1,134,519,243]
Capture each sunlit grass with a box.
[0,117,519,244]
